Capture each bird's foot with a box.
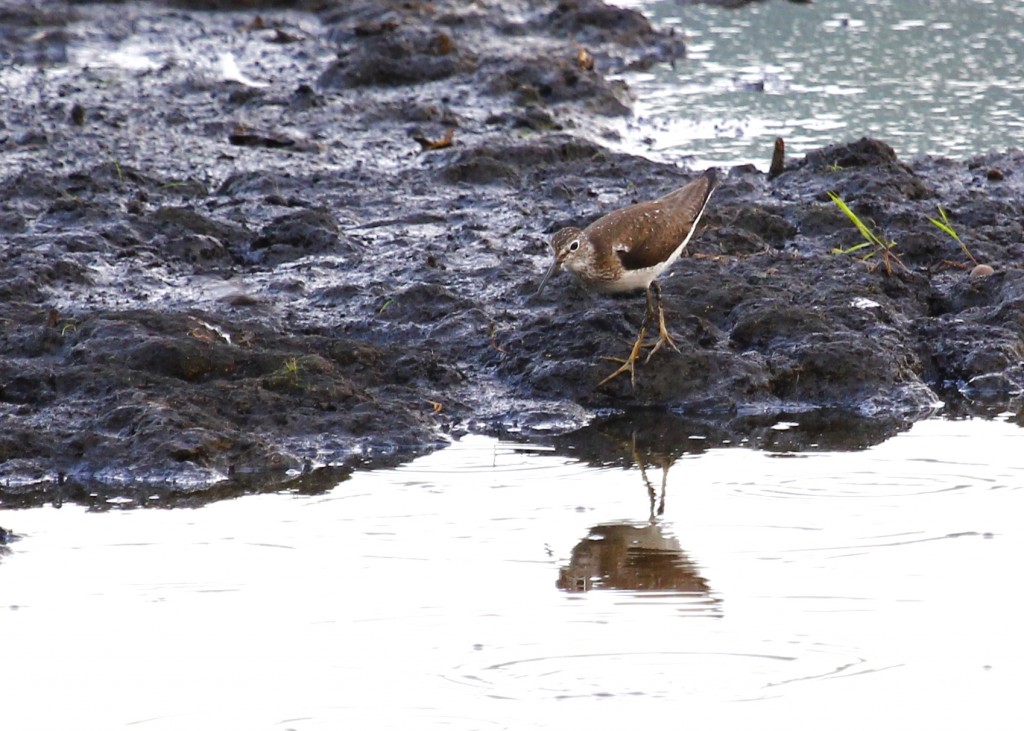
[643,306,681,363]
[598,323,650,388]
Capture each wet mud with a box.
[2,0,1023,506]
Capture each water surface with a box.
[3,417,1022,730]
[616,0,1024,167]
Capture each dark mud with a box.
[2,0,1023,507]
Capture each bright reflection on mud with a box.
[3,416,1024,729]
[615,0,1024,168]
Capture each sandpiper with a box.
[537,169,717,386]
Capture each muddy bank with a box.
[1,0,1023,506]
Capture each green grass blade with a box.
[927,205,977,265]
[828,192,882,246]
[831,242,873,255]
[927,215,960,241]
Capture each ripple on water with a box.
[445,643,890,703]
[723,451,1015,500]
[389,439,569,478]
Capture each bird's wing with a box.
[591,171,716,272]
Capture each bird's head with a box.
[537,227,587,294]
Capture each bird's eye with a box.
[568,239,580,252]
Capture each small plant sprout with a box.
[280,357,301,386]
[927,206,978,266]
[827,192,908,275]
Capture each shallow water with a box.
[3,416,1023,730]
[616,0,1024,168]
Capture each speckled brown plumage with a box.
[539,169,717,295]
[596,172,716,271]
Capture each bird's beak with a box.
[536,257,561,296]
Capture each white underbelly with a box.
[588,243,688,293]
[588,263,665,293]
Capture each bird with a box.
[537,169,717,386]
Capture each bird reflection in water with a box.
[554,408,913,594]
[556,521,709,595]
[555,413,711,597]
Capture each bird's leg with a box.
[598,293,656,388]
[643,281,680,363]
